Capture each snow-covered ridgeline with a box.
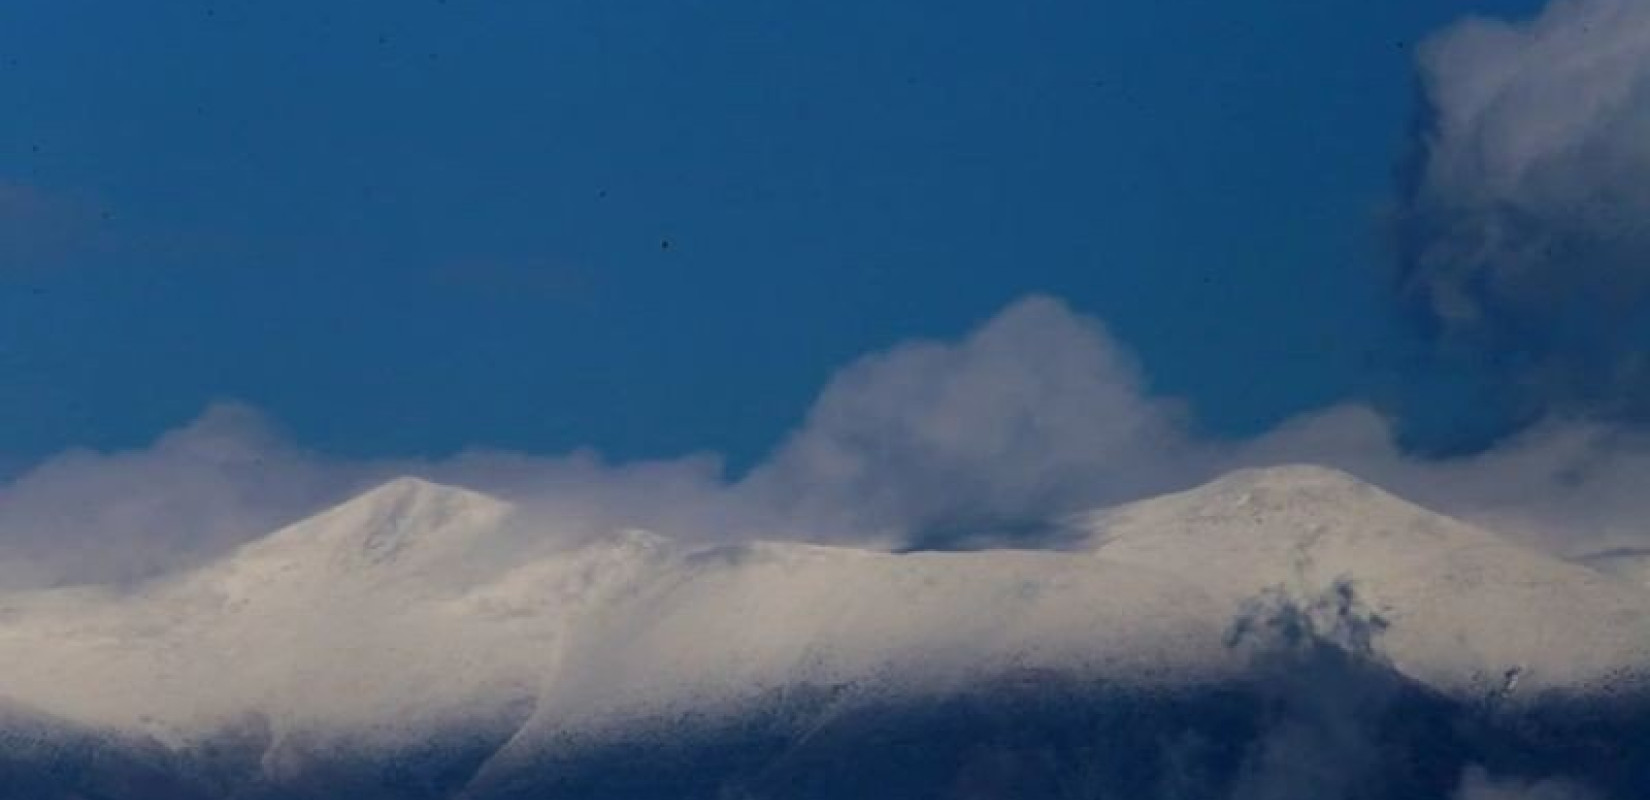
[0,466,1646,749]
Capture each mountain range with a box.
[2,465,1648,799]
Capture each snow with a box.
[1578,547,1650,589]
[0,466,1646,750]
[1075,465,1650,698]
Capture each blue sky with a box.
[0,0,1546,471]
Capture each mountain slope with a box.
[1581,547,1650,589]
[1,467,1649,797]
[1076,465,1650,699]
[0,478,530,745]
[0,478,1232,748]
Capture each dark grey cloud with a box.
[1396,0,1650,416]
[1224,582,1398,800]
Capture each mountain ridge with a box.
[1,465,1647,762]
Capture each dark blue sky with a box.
[0,0,1544,471]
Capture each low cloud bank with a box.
[6,296,1650,590]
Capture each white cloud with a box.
[0,404,365,588]
[737,295,1199,542]
[10,294,1650,589]
[0,405,732,589]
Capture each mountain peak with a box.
[1072,464,1412,543]
[4,464,1650,752]
[1076,462,1496,573]
[1186,464,1388,507]
[1075,464,1650,697]
[1210,463,1371,488]
[345,476,498,511]
[231,477,513,577]
[315,477,506,530]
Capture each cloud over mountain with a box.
[12,295,1650,590]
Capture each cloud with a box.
[0,402,741,590]
[1,296,1188,584]
[15,0,1650,588]
[12,294,1650,591]
[736,295,1200,543]
[1238,398,1650,558]
[1453,766,1598,800]
[6,289,1650,796]
[1225,581,1399,800]
[1396,0,1650,415]
[0,405,368,588]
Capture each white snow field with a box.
[0,465,1647,751]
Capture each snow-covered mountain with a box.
[0,476,1234,747]
[1075,465,1650,700]
[1581,547,1650,589]
[2,465,1649,798]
